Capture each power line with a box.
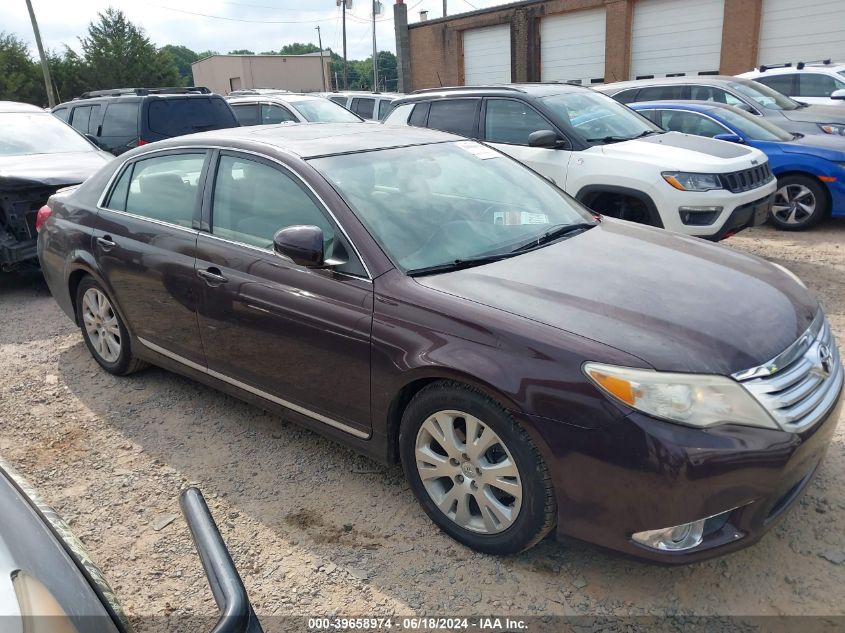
[146,3,337,24]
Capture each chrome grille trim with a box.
[737,316,843,433]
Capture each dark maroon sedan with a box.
[37,123,842,563]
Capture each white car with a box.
[226,93,364,125]
[738,62,845,106]
[318,91,404,121]
[384,84,777,240]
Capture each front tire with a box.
[770,175,828,230]
[76,276,147,375]
[399,381,556,554]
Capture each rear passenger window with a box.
[408,102,430,127]
[232,104,259,126]
[70,105,100,135]
[378,100,392,120]
[636,85,686,101]
[211,155,334,250]
[756,74,796,96]
[799,73,845,97]
[329,96,348,106]
[147,98,237,136]
[53,107,69,122]
[101,103,137,136]
[351,98,376,119]
[426,99,479,137]
[112,153,206,227]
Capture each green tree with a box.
[0,32,42,104]
[49,48,87,102]
[279,42,320,55]
[80,8,182,89]
[161,44,198,85]
[196,50,218,59]
[228,49,254,55]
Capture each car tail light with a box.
[138,138,149,146]
[35,205,52,233]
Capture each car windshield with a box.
[728,80,800,111]
[311,141,594,273]
[0,113,96,156]
[290,99,361,123]
[713,107,793,141]
[542,91,662,145]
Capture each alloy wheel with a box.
[772,184,816,226]
[82,287,122,363]
[414,409,523,534]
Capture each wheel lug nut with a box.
[449,458,459,466]
[470,481,478,490]
[456,474,464,483]
[461,453,468,460]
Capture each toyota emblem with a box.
[818,344,833,377]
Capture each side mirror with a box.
[528,129,562,149]
[831,89,845,101]
[713,133,744,144]
[272,225,345,268]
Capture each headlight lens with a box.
[818,123,845,135]
[662,171,723,191]
[583,362,778,429]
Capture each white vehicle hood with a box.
[598,131,767,172]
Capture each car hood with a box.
[775,133,845,161]
[779,104,845,124]
[415,219,817,376]
[0,151,111,189]
[599,132,764,171]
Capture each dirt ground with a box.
[1,219,844,631]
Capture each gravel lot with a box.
[1,220,844,631]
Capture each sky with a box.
[5,0,509,60]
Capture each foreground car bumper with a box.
[524,377,842,563]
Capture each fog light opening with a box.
[632,518,706,552]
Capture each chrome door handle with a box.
[96,236,116,251]
[197,268,228,286]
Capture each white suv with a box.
[739,62,845,106]
[384,85,777,240]
[318,92,404,120]
[226,94,364,125]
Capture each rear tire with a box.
[399,381,556,554]
[76,276,148,376]
[769,175,828,231]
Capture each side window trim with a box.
[97,148,209,232]
[202,149,372,280]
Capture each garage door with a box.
[540,8,606,85]
[758,0,845,67]
[463,24,511,85]
[631,0,724,79]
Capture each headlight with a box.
[583,362,778,429]
[662,171,724,192]
[818,123,845,135]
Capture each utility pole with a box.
[443,0,447,18]
[341,0,348,90]
[315,26,327,91]
[24,0,56,107]
[372,1,379,92]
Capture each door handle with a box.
[96,235,116,251]
[197,267,229,286]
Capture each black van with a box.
[52,87,239,155]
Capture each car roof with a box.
[227,94,324,105]
[597,75,744,92]
[159,122,461,158]
[743,63,845,75]
[629,100,739,112]
[398,83,593,102]
[0,101,45,113]
[322,91,403,98]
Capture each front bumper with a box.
[523,376,842,564]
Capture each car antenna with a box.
[437,71,443,87]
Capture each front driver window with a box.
[484,99,553,145]
[659,111,729,137]
[689,86,744,108]
[212,155,334,250]
[261,103,297,124]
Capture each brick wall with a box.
[404,0,764,91]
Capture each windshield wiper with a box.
[585,130,658,144]
[512,222,596,253]
[407,252,520,277]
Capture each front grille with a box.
[1,186,60,241]
[737,314,843,432]
[720,163,774,193]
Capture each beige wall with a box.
[191,55,331,94]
